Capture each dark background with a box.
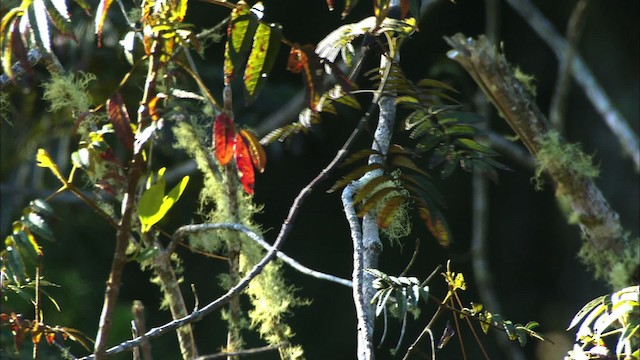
[1,0,638,359]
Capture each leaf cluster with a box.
[565,285,639,359]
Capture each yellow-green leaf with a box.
[138,168,190,233]
[36,148,67,185]
[224,2,258,85]
[243,22,282,103]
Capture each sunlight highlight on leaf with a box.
[214,113,236,165]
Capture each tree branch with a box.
[504,0,640,172]
[445,33,638,289]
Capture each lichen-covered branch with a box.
[445,34,638,289]
[504,0,640,171]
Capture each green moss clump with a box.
[579,233,640,289]
[42,72,95,113]
[0,92,10,125]
[514,66,537,96]
[533,131,599,190]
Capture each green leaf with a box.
[6,246,26,284]
[329,163,384,193]
[567,296,605,330]
[417,78,458,93]
[224,3,259,84]
[11,231,41,261]
[22,212,55,242]
[44,0,75,39]
[138,168,190,233]
[243,22,282,103]
[94,0,113,46]
[28,0,52,52]
[455,138,497,155]
[339,149,381,168]
[29,199,54,218]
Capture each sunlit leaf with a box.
[27,0,52,52]
[45,0,75,39]
[22,212,54,242]
[243,22,282,103]
[138,168,190,233]
[106,93,135,152]
[235,134,255,194]
[239,129,266,173]
[36,148,67,185]
[12,230,42,259]
[260,122,308,145]
[174,0,188,22]
[214,113,236,165]
[224,2,258,85]
[94,0,113,46]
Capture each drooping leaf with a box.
[36,148,67,185]
[243,22,282,103]
[107,93,135,152]
[329,163,384,193]
[11,231,42,260]
[28,199,54,219]
[22,212,55,242]
[174,0,188,22]
[239,129,266,173]
[138,168,190,233]
[28,0,52,52]
[235,134,255,194]
[224,2,259,85]
[260,122,308,145]
[6,246,26,284]
[353,174,392,204]
[213,113,236,165]
[390,155,431,178]
[339,148,381,168]
[94,0,113,46]
[377,195,406,228]
[10,19,34,80]
[288,44,324,111]
[357,186,398,217]
[418,207,450,247]
[44,0,75,39]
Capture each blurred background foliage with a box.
[0,0,638,359]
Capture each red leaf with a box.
[235,134,255,194]
[239,129,266,173]
[326,0,334,10]
[287,44,324,111]
[107,93,134,152]
[214,113,236,165]
[46,332,56,345]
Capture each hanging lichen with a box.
[172,118,306,358]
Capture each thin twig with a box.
[549,0,590,132]
[505,0,640,171]
[195,344,282,359]
[399,238,420,277]
[79,98,374,358]
[446,33,636,289]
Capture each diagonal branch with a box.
[445,33,638,289]
[504,0,640,172]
